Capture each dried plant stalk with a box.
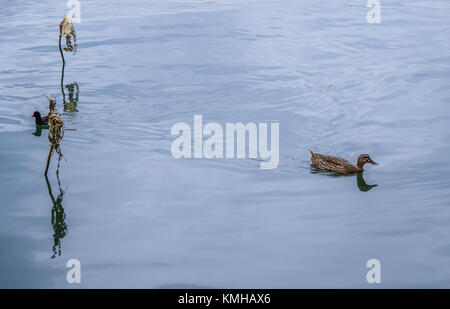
[45,95,64,176]
[59,14,77,53]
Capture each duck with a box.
[309,150,378,174]
[32,111,48,126]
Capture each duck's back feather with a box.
[309,150,361,174]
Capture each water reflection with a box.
[63,82,79,113]
[44,175,68,259]
[310,165,349,178]
[310,166,378,192]
[60,52,79,113]
[356,172,378,192]
[39,35,71,258]
[33,126,44,136]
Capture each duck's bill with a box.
[370,160,378,165]
[31,113,35,117]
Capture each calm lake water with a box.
[1,0,450,288]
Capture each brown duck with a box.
[309,150,378,174]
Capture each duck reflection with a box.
[32,123,51,136]
[310,165,378,192]
[356,172,378,192]
[33,126,43,136]
[44,175,68,259]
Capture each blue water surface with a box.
[0,0,449,288]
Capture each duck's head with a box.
[32,111,41,119]
[357,154,378,168]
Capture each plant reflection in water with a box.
[44,175,68,259]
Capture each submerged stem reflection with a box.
[45,175,68,259]
[63,82,79,113]
[59,52,79,113]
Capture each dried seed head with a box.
[59,14,77,53]
[59,14,73,36]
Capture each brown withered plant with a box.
[44,95,65,176]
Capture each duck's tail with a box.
[309,150,315,159]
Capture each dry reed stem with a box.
[44,95,64,176]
